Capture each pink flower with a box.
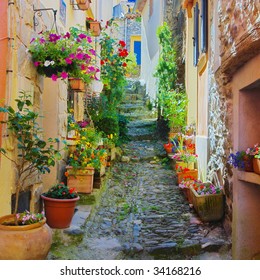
[78,33,87,39]
[51,74,58,81]
[65,57,73,64]
[63,32,70,39]
[87,36,92,43]
[89,49,96,55]
[30,38,35,43]
[39,38,45,44]
[69,53,75,59]
[87,66,96,72]
[34,61,40,67]
[76,53,84,60]
[61,72,68,79]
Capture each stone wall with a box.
[207,0,260,234]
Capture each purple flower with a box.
[78,33,87,39]
[63,32,70,39]
[39,37,46,44]
[87,66,96,72]
[49,33,61,42]
[69,53,75,59]
[30,38,35,43]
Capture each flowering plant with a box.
[250,143,260,159]
[179,178,202,189]
[172,152,198,164]
[192,183,223,196]
[228,150,253,170]
[42,182,78,199]
[16,210,45,225]
[29,27,99,82]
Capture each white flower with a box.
[44,60,51,67]
[50,61,55,65]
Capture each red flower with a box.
[119,40,126,47]
[69,188,75,194]
[100,60,105,65]
[122,62,127,67]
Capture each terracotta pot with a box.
[253,158,260,174]
[0,214,52,260]
[69,78,85,91]
[76,0,90,10]
[86,21,101,37]
[66,166,94,193]
[41,195,79,229]
[243,156,254,172]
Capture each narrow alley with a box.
[47,80,231,260]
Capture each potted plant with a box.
[86,17,102,37]
[28,27,99,85]
[179,178,202,204]
[228,149,254,172]
[65,125,106,193]
[176,166,198,184]
[76,0,91,10]
[41,182,79,229]
[251,144,260,174]
[0,91,62,259]
[190,183,224,222]
[172,152,198,170]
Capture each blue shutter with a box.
[134,41,141,65]
[201,0,207,53]
[193,3,199,67]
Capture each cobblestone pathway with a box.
[48,139,232,260]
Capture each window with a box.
[200,0,207,53]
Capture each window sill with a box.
[237,171,260,185]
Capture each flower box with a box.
[66,166,94,194]
[69,78,85,91]
[190,187,224,222]
[175,160,195,170]
[76,0,90,10]
[87,21,101,37]
[177,169,198,184]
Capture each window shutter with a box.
[201,0,208,53]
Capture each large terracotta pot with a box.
[0,214,52,260]
[41,195,79,229]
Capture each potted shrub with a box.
[28,27,99,85]
[0,92,62,259]
[190,183,224,222]
[41,182,79,229]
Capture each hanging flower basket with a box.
[76,0,91,10]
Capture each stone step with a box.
[124,93,147,102]
[127,119,157,128]
[118,104,147,114]
[121,111,157,121]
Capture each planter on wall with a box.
[66,166,94,194]
[0,214,52,260]
[41,195,79,229]
[86,21,101,37]
[69,78,85,91]
[76,0,90,10]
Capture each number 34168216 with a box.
[153,267,202,276]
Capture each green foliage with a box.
[125,52,140,77]
[0,91,63,214]
[118,114,130,144]
[42,182,78,199]
[154,22,188,132]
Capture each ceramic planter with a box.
[41,195,79,229]
[190,187,224,222]
[253,158,260,174]
[0,214,52,259]
[76,0,90,10]
[66,166,94,194]
[69,78,85,91]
